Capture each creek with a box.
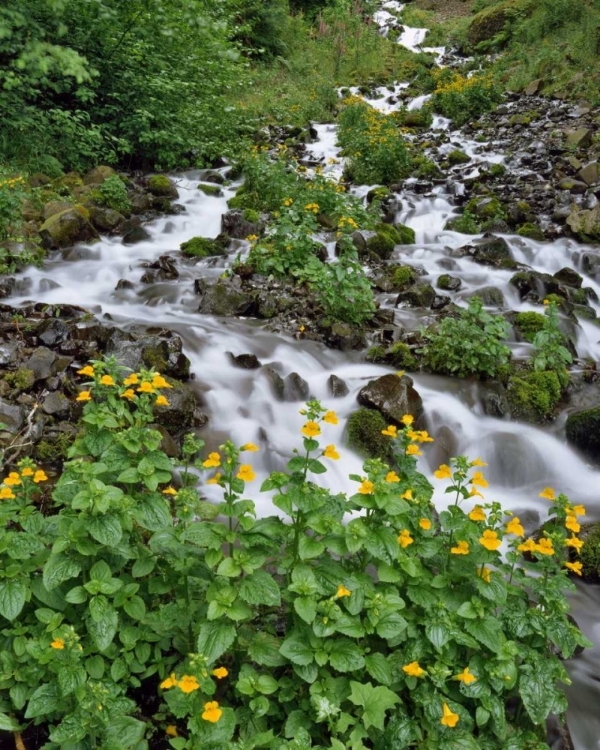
[5,2,600,747]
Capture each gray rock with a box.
[105,329,190,380]
[284,372,310,401]
[154,381,198,434]
[0,341,19,366]
[0,277,31,299]
[42,391,71,416]
[115,279,135,290]
[456,234,512,265]
[195,279,254,317]
[524,78,543,96]
[0,397,25,433]
[396,282,436,308]
[328,374,349,398]
[577,161,599,186]
[325,323,366,351]
[229,353,262,369]
[554,267,583,288]
[566,204,600,241]
[262,367,285,400]
[89,206,125,233]
[566,406,600,466]
[558,178,588,194]
[25,347,71,382]
[39,208,99,249]
[437,274,461,292]
[38,318,70,347]
[357,373,424,426]
[468,286,506,307]
[582,252,600,278]
[565,128,592,149]
[480,382,510,419]
[221,210,263,240]
[83,166,117,185]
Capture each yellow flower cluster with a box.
[304,202,320,214]
[75,365,173,408]
[338,216,358,230]
[0,175,26,191]
[434,72,494,97]
[401,661,471,727]
[1,465,48,500]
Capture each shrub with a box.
[431,71,503,126]
[93,175,131,214]
[420,297,511,379]
[532,299,573,387]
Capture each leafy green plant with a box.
[0,173,27,241]
[420,297,511,379]
[431,71,503,127]
[532,300,573,387]
[94,175,131,215]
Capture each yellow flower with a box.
[401,489,413,501]
[565,515,580,534]
[152,375,173,389]
[565,561,583,576]
[203,452,221,468]
[565,535,583,552]
[4,472,21,486]
[207,472,222,485]
[241,443,259,452]
[402,661,425,678]
[455,667,477,685]
[381,425,398,437]
[100,375,116,386]
[165,726,178,737]
[302,421,321,438]
[434,464,452,480]
[543,299,550,305]
[414,430,434,443]
[358,479,374,495]
[401,414,414,426]
[471,457,487,467]
[441,703,459,728]
[480,530,501,551]
[162,486,177,495]
[212,667,229,679]
[385,471,400,483]
[33,470,47,484]
[323,445,340,460]
[202,701,222,723]
[468,506,486,522]
[237,465,256,482]
[518,538,536,553]
[77,365,95,377]
[20,467,34,477]
[398,529,414,548]
[155,395,170,407]
[451,540,469,555]
[419,518,432,530]
[76,391,92,402]
[283,197,294,206]
[477,566,491,583]
[406,444,422,456]
[571,504,585,516]
[137,381,156,394]
[178,675,200,693]
[469,487,484,499]
[0,487,16,500]
[539,487,556,501]
[160,673,177,690]
[505,517,524,537]
[535,538,555,556]
[50,638,65,650]
[323,411,338,424]
[336,584,352,598]
[121,389,136,400]
[123,373,139,386]
[471,471,488,488]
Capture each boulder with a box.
[396,282,436,309]
[153,381,198,434]
[456,234,512,266]
[357,373,424,426]
[467,286,505,307]
[42,391,71,417]
[105,329,190,380]
[283,372,310,401]
[437,274,461,292]
[0,397,25,433]
[83,166,117,186]
[38,318,70,347]
[24,347,71,382]
[325,323,366,351]
[328,374,349,398]
[195,279,254,317]
[565,128,592,149]
[524,79,543,96]
[582,252,600,278]
[577,161,599,186]
[566,406,600,466]
[480,382,510,419]
[262,367,285,401]
[39,207,99,249]
[147,175,179,199]
[554,267,583,288]
[566,204,600,242]
[221,210,263,240]
[44,200,73,220]
[180,236,226,258]
[88,206,125,233]
[229,353,262,369]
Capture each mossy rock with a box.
[414,158,441,179]
[517,223,545,241]
[391,265,417,289]
[488,164,506,177]
[393,223,416,245]
[579,523,600,582]
[466,196,506,221]
[366,346,387,363]
[33,429,73,464]
[445,214,479,234]
[467,0,528,47]
[148,175,178,198]
[366,186,391,204]
[367,228,396,259]
[437,274,461,291]
[4,368,35,393]
[514,311,545,342]
[566,406,600,466]
[507,370,562,423]
[39,206,98,249]
[447,150,470,165]
[387,342,416,370]
[180,236,226,258]
[346,408,392,461]
[198,184,222,197]
[243,208,260,224]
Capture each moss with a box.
[4,368,35,392]
[346,408,391,461]
[34,432,72,464]
[243,208,260,223]
[180,236,225,258]
[366,346,387,363]
[392,265,416,289]
[148,175,174,196]
[398,109,433,129]
[367,186,391,203]
[437,274,454,290]
[199,184,222,197]
[445,213,479,233]
[514,311,546,342]
[414,157,441,179]
[394,223,416,245]
[507,370,562,422]
[466,195,506,220]
[566,407,600,465]
[387,342,416,370]
[447,149,470,165]
[517,223,545,241]
[489,164,506,177]
[367,227,396,259]
[579,523,600,582]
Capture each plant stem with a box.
[14,732,26,750]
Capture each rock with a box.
[566,205,600,242]
[180,236,226,258]
[509,270,559,300]
[350,230,368,255]
[554,267,583,288]
[582,252,600,278]
[42,391,71,417]
[346,408,391,461]
[44,200,73,220]
[131,193,153,214]
[545,716,575,750]
[578,523,600,583]
[468,286,506,307]
[83,166,117,186]
[284,372,310,401]
[513,311,546,342]
[0,341,19,366]
[456,234,512,265]
[154,381,198,434]
[38,318,70,346]
[566,406,600,466]
[39,207,99,249]
[517,223,546,241]
[115,279,135,290]
[437,274,461,292]
[144,255,179,280]
[357,373,424,426]
[122,221,152,244]
[0,397,25,433]
[229,353,262,369]
[198,184,222,197]
[525,79,543,96]
[396,282,436,309]
[577,161,599,186]
[480,382,510,419]
[221,209,262,240]
[431,295,451,310]
[195,279,254,316]
[328,374,349,398]
[28,173,52,188]
[558,178,588,194]
[88,206,125,233]
[201,170,225,185]
[24,347,71,382]
[262,367,285,400]
[0,277,31,299]
[447,149,470,165]
[105,329,190,380]
[325,323,366,351]
[147,175,179,199]
[565,128,592,149]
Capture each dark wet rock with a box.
[328,374,349,398]
[88,206,125,233]
[221,209,263,240]
[38,318,70,347]
[346,407,391,461]
[284,372,310,401]
[350,230,369,254]
[115,279,135,291]
[325,322,366,351]
[482,219,511,234]
[470,234,512,265]
[566,406,600,466]
[24,347,72,382]
[0,397,25,433]
[195,278,254,317]
[262,367,285,401]
[480,382,510,419]
[545,716,574,750]
[0,277,31,299]
[507,371,562,423]
[396,282,436,309]
[431,294,451,310]
[105,329,190,380]
[154,381,198,434]
[0,341,19,366]
[554,267,583,288]
[558,178,587,194]
[199,184,222,197]
[577,523,600,584]
[201,169,225,185]
[581,252,600,278]
[144,255,179,280]
[41,391,71,417]
[122,221,152,245]
[437,274,461,292]
[229,353,262,369]
[83,166,117,186]
[467,286,506,307]
[131,193,153,214]
[39,207,99,249]
[509,270,560,301]
[147,175,179,199]
[357,373,424,427]
[565,128,592,149]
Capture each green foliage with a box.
[532,300,572,387]
[0,371,590,747]
[392,265,417,288]
[507,370,562,422]
[92,175,131,215]
[445,211,480,234]
[517,223,545,241]
[387,341,417,370]
[229,0,289,58]
[579,523,600,582]
[447,149,471,165]
[431,71,503,126]
[514,311,546,343]
[420,297,511,379]
[346,408,391,461]
[180,237,225,258]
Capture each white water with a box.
[5,5,600,748]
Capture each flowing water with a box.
[5,3,600,747]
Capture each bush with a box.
[420,297,511,379]
[0,367,590,747]
[431,71,503,126]
[532,299,572,387]
[93,175,131,214]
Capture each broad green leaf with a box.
[426,622,452,650]
[104,716,147,748]
[88,608,118,651]
[88,515,122,546]
[0,713,20,731]
[124,595,146,621]
[280,631,315,666]
[247,632,286,667]
[196,621,237,663]
[365,653,393,686]
[348,681,400,730]
[0,580,27,621]
[376,612,407,640]
[298,535,325,560]
[519,663,557,725]
[465,617,505,652]
[256,675,279,695]
[294,596,317,624]
[25,684,60,719]
[43,553,81,591]
[329,639,365,672]
[239,570,281,607]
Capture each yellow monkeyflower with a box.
[471,457,487,467]
[468,506,486,522]
[398,529,414,548]
[323,445,340,460]
[323,411,338,424]
[202,701,222,723]
[160,673,177,690]
[358,479,374,495]
[50,638,65,650]
[137,382,156,394]
[4,472,21,486]
[441,703,459,728]
[20,467,34,477]
[470,472,488,488]
[565,535,583,552]
[455,667,477,685]
[451,540,469,555]
[178,675,200,693]
[203,452,221,468]
[480,530,501,552]
[565,515,580,534]
[402,661,425,678]
[123,373,139,386]
[477,567,491,583]
[77,365,95,377]
[539,487,556,501]
[121,389,136,400]
[406,444,422,457]
[419,518,432,530]
[99,375,116,386]
[33,470,48,484]
[165,725,178,737]
[469,487,484,499]
[152,375,173,389]
[76,391,92,402]
[571,504,586,517]
[302,421,321,438]
[434,464,452,480]
[565,561,583,576]
[162,486,177,495]
[385,471,400,483]
[401,414,414,426]
[207,472,222,485]
[0,487,16,500]
[212,667,229,679]
[518,538,536,553]
[237,465,256,482]
[155,395,169,407]
[381,425,398,437]
[535,538,555,556]
[401,489,413,501]
[241,443,259,452]
[336,584,352,598]
[505,517,524,537]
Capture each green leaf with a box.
[426,622,452,650]
[365,653,393,686]
[298,535,325,560]
[348,681,400,730]
[104,716,147,748]
[197,621,237,663]
[58,666,87,697]
[329,638,365,672]
[65,586,87,604]
[124,595,146,621]
[0,713,20,731]
[117,467,140,483]
[376,612,407,640]
[132,495,172,531]
[519,662,557,725]
[88,608,118,652]
[0,580,27,621]
[25,684,60,719]
[256,675,279,694]
[239,570,281,607]
[90,560,112,581]
[132,555,156,578]
[88,515,123,546]
[377,563,401,583]
[217,557,243,577]
[248,632,286,667]
[280,630,315,666]
[457,601,478,619]
[43,553,81,591]
[465,617,505,652]
[294,596,317,624]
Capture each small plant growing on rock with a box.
[532,299,572,387]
